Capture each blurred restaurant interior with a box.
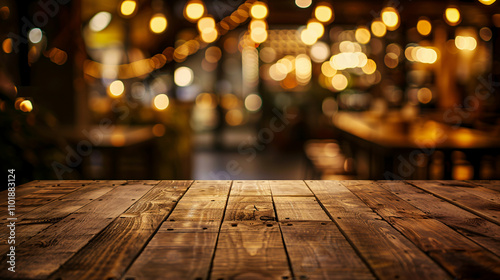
[1,0,500,184]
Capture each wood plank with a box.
[343,181,500,279]
[408,180,500,226]
[0,181,156,279]
[210,221,292,280]
[225,181,274,221]
[0,183,90,221]
[0,181,124,256]
[230,180,272,196]
[380,180,500,257]
[270,180,314,196]
[306,180,451,280]
[273,196,331,222]
[124,180,231,280]
[280,222,375,280]
[436,180,500,204]
[468,180,500,193]
[50,180,191,280]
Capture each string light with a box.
[120,0,137,17]
[184,0,205,21]
[150,13,167,33]
[445,6,461,26]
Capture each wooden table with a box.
[332,111,500,179]
[1,180,500,279]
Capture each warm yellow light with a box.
[2,38,12,53]
[250,28,267,43]
[381,7,399,30]
[198,16,215,32]
[153,94,169,110]
[250,19,267,30]
[300,28,318,45]
[415,47,438,63]
[201,28,218,43]
[417,17,432,36]
[321,61,336,77]
[445,7,461,26]
[120,0,136,16]
[371,20,386,37]
[295,0,312,8]
[196,93,217,109]
[314,5,333,23]
[455,36,477,51]
[362,59,376,74]
[269,64,287,81]
[250,2,268,19]
[295,54,312,80]
[19,100,33,112]
[307,20,324,38]
[185,1,205,21]
[244,93,262,112]
[478,0,496,5]
[89,11,112,32]
[310,41,330,63]
[150,14,167,33]
[417,88,432,104]
[174,66,194,87]
[355,27,371,44]
[331,74,348,91]
[108,80,124,97]
[225,109,244,126]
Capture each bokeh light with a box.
[108,80,125,97]
[250,2,268,19]
[371,20,387,37]
[245,94,263,112]
[417,17,432,36]
[89,12,112,32]
[28,28,42,44]
[445,7,461,26]
[174,66,194,87]
[314,4,333,23]
[150,14,167,33]
[120,0,136,16]
[153,94,170,110]
[185,0,205,21]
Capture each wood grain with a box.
[225,181,275,221]
[124,181,231,280]
[343,181,500,279]
[306,180,451,280]
[408,180,500,226]
[380,180,500,257]
[0,181,156,279]
[210,222,291,280]
[281,221,375,280]
[0,181,124,256]
[49,180,191,280]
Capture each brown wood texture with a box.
[342,180,500,279]
[1,180,499,280]
[124,181,231,280]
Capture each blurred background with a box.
[1,0,500,184]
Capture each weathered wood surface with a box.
[0,180,499,280]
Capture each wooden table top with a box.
[333,111,500,149]
[1,180,500,279]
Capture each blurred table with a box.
[1,180,500,279]
[333,111,500,179]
